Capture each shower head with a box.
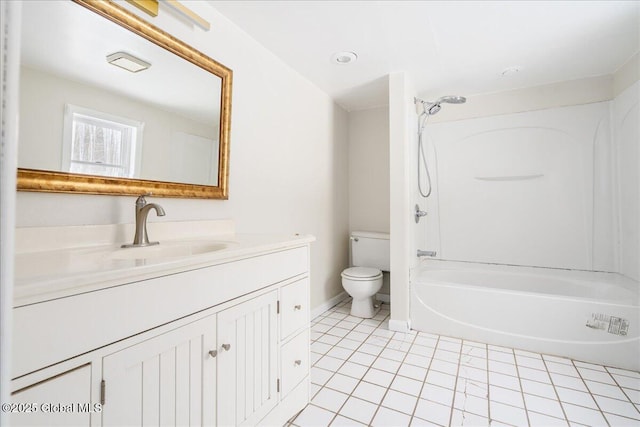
[435,95,466,104]
[422,95,466,115]
[415,95,466,116]
[427,103,441,115]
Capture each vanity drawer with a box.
[280,329,309,397]
[280,278,309,339]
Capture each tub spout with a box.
[417,250,437,257]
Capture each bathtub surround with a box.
[423,101,615,270]
[613,80,640,282]
[419,81,638,279]
[614,52,639,97]
[408,54,640,280]
[293,300,640,427]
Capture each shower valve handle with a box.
[415,204,427,223]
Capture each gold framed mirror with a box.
[17,0,232,199]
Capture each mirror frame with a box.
[17,0,232,199]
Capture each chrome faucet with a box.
[121,194,166,248]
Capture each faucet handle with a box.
[135,193,153,206]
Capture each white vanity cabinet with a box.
[11,234,313,427]
[101,315,217,426]
[279,278,310,397]
[11,365,93,427]
[280,278,310,340]
[216,291,279,426]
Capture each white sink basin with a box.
[110,241,230,260]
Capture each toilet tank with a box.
[351,231,390,271]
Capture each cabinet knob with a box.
[294,305,302,311]
[294,359,302,366]
[208,350,218,358]
[221,343,231,351]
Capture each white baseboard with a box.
[376,293,390,303]
[311,291,348,320]
[388,318,411,333]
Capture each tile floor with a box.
[288,299,640,426]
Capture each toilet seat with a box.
[341,267,382,280]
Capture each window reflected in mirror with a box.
[63,105,143,178]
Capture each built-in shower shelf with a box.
[474,174,544,181]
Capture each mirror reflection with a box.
[19,0,228,190]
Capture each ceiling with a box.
[210,1,639,111]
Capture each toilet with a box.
[341,231,390,318]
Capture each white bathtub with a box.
[410,260,640,371]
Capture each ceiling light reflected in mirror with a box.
[106,52,151,73]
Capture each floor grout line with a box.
[446,337,464,426]
[540,352,571,426]
[572,358,612,427]
[408,334,440,425]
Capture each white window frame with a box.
[62,104,144,178]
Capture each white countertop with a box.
[14,221,314,307]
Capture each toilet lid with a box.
[342,267,382,279]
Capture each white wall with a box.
[348,106,389,233]
[14,1,350,310]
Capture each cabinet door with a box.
[101,315,217,427]
[11,364,92,427]
[217,291,278,427]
